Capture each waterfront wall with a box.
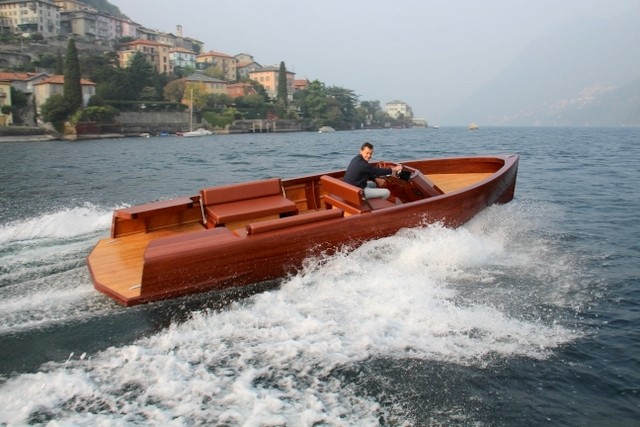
[114,111,191,135]
[83,112,311,135]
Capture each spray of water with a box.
[0,200,589,425]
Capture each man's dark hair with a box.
[361,142,373,150]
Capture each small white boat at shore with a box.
[182,128,213,137]
[318,126,336,133]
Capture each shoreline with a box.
[0,134,60,143]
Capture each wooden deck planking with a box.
[89,222,204,298]
[427,173,494,193]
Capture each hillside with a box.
[79,0,126,19]
[445,8,640,126]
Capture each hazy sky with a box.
[109,0,638,125]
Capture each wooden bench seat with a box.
[320,175,395,215]
[246,208,344,235]
[200,178,298,227]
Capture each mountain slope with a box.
[79,0,127,19]
[445,8,640,126]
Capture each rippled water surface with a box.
[0,127,638,425]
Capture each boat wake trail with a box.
[0,204,117,334]
[0,201,592,425]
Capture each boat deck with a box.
[429,172,493,193]
[88,222,204,300]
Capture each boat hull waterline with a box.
[87,155,519,306]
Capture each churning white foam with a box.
[0,203,113,243]
[0,203,584,425]
[0,204,118,333]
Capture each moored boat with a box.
[87,154,519,306]
[182,128,213,137]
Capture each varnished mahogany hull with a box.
[89,155,519,306]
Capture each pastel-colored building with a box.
[385,100,414,119]
[170,47,197,70]
[119,39,172,74]
[196,51,237,82]
[0,72,50,94]
[0,80,13,126]
[248,65,295,100]
[183,71,228,96]
[33,74,96,114]
[0,0,61,37]
[56,0,141,41]
[237,61,262,80]
[293,79,309,92]
[227,82,256,98]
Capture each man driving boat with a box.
[343,142,402,199]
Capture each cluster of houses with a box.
[0,0,417,127]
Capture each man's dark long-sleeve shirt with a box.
[343,155,392,188]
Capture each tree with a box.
[296,80,327,121]
[71,105,119,124]
[40,94,72,132]
[326,86,359,128]
[139,86,160,101]
[234,93,267,119]
[202,66,226,81]
[63,38,83,113]
[292,80,364,129]
[125,52,155,100]
[55,49,64,75]
[184,83,208,110]
[356,100,385,128]
[204,93,232,110]
[163,79,186,103]
[80,51,118,83]
[9,87,28,124]
[277,61,288,108]
[95,67,128,100]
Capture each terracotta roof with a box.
[183,72,226,83]
[123,39,171,48]
[250,65,279,72]
[34,75,96,86]
[170,47,196,54]
[237,61,262,69]
[0,72,48,81]
[197,50,234,59]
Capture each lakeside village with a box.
[0,0,428,141]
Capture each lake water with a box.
[0,127,638,425]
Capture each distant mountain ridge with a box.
[445,8,640,126]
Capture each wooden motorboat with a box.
[87,154,519,306]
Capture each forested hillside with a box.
[79,0,126,19]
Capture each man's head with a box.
[360,142,374,161]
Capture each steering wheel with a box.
[376,161,399,170]
[376,162,418,181]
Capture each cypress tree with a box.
[55,49,64,75]
[63,38,83,113]
[277,61,288,107]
